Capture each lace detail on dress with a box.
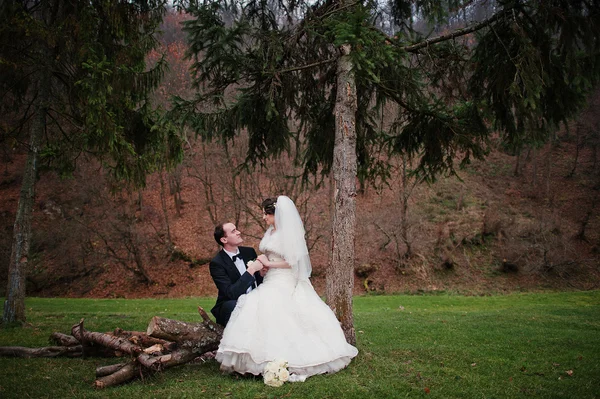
[259,227,283,259]
[259,227,309,280]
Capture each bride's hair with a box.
[261,198,277,215]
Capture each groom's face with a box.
[222,223,243,247]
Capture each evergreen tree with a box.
[173,0,600,343]
[0,0,182,324]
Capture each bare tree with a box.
[169,166,183,218]
[158,171,174,251]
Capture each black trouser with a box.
[212,299,237,327]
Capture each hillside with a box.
[1,91,599,299]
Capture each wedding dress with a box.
[216,226,358,380]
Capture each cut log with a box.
[0,345,83,358]
[147,317,222,353]
[94,362,140,389]
[111,328,177,350]
[2,307,223,388]
[197,306,213,323]
[143,344,165,355]
[94,307,222,387]
[147,307,223,354]
[50,332,80,347]
[96,363,128,377]
[72,319,143,356]
[95,348,198,387]
[136,348,196,371]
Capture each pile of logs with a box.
[0,307,223,388]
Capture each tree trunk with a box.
[130,231,153,285]
[326,42,357,345]
[169,170,182,217]
[545,142,552,202]
[399,156,412,258]
[514,149,521,177]
[3,51,51,325]
[532,147,538,188]
[576,187,599,241]
[592,141,598,171]
[568,123,581,177]
[158,170,174,251]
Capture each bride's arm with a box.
[267,260,291,269]
[257,254,291,269]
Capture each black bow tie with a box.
[231,254,242,262]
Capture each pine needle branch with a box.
[401,8,511,53]
[276,57,337,74]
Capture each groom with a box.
[209,222,265,326]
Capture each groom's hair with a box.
[214,223,226,247]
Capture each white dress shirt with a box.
[224,248,253,293]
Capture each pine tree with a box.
[0,0,182,324]
[172,0,600,343]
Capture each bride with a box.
[216,196,358,381]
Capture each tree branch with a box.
[276,57,337,74]
[401,8,510,53]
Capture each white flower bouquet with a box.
[263,359,289,387]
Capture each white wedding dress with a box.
[216,227,358,380]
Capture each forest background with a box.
[1,3,599,302]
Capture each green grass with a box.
[1,292,599,398]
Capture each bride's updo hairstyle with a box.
[261,198,277,215]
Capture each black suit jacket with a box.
[209,246,263,318]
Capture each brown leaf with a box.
[565,370,574,377]
[424,387,430,394]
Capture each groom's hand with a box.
[247,260,263,275]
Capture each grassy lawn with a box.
[1,291,599,398]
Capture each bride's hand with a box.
[257,254,270,267]
[259,265,269,277]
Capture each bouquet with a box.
[263,359,289,387]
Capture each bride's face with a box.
[262,211,275,226]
